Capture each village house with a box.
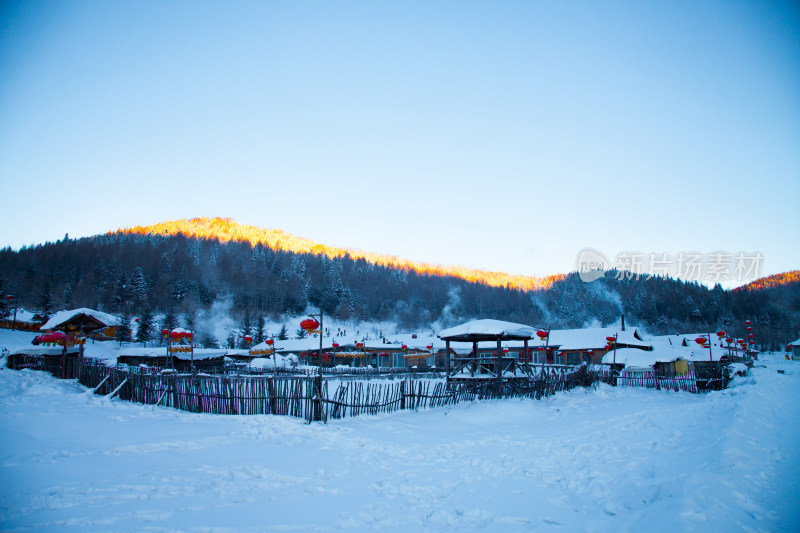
[463,325,651,366]
[0,308,43,332]
[117,348,227,372]
[789,335,800,361]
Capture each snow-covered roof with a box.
[118,348,227,361]
[273,336,335,352]
[41,308,119,331]
[650,333,741,352]
[248,354,298,369]
[249,342,272,351]
[547,327,649,351]
[9,346,80,356]
[439,319,536,341]
[601,343,729,367]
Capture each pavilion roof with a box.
[438,319,536,342]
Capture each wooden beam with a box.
[108,378,128,399]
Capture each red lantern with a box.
[426,345,433,350]
[747,327,752,332]
[162,329,169,337]
[5,295,13,301]
[51,332,66,342]
[716,330,725,338]
[745,320,751,325]
[536,330,548,339]
[606,336,616,343]
[748,334,754,338]
[185,332,193,340]
[503,348,509,353]
[135,318,140,323]
[170,331,181,340]
[695,337,707,345]
[300,319,319,332]
[332,342,339,349]
[244,335,253,343]
[605,344,613,350]
[265,339,274,346]
[588,350,594,354]
[356,342,364,349]
[725,337,733,343]
[401,344,408,350]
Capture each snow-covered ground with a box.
[1,332,799,532]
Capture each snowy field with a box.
[1,342,799,531]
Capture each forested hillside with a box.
[1,228,798,350]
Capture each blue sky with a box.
[1,0,798,285]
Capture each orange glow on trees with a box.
[116,217,563,292]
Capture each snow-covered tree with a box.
[135,308,153,345]
[277,323,288,340]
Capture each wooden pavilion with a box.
[439,319,536,386]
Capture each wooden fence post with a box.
[312,374,323,422]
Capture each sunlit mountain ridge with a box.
[116,217,565,292]
[735,270,800,292]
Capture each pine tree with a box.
[255,315,265,344]
[0,280,10,319]
[135,308,153,345]
[111,275,132,313]
[200,332,219,348]
[116,311,132,345]
[160,310,177,335]
[37,282,56,321]
[130,267,148,308]
[277,323,288,340]
[240,309,253,338]
[63,282,73,307]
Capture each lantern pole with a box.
[541,328,550,370]
[307,310,323,370]
[271,334,277,374]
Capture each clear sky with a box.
[1,0,798,285]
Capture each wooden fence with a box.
[5,356,733,423]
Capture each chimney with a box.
[621,314,625,331]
